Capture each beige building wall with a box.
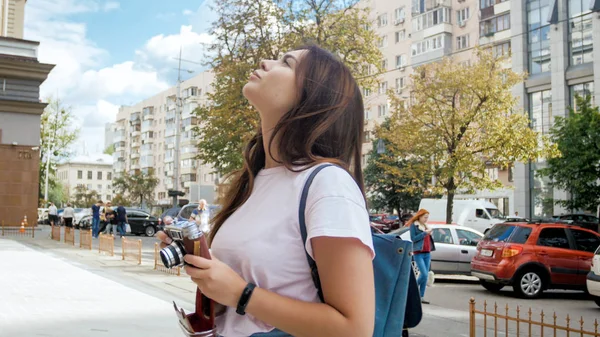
[56,156,114,205]
[113,71,216,207]
[0,0,26,39]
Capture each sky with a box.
[23,0,218,155]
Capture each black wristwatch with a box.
[236,283,256,315]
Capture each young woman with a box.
[406,209,435,304]
[158,45,376,337]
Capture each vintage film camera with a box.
[160,221,216,336]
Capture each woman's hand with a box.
[156,231,172,249]
[183,254,247,308]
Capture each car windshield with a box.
[370,216,382,221]
[483,224,516,242]
[487,208,505,219]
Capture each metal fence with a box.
[80,229,92,250]
[153,242,181,276]
[122,237,142,265]
[1,220,35,238]
[99,233,114,256]
[64,227,75,245]
[469,298,600,337]
[51,225,61,241]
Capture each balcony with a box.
[113,150,125,161]
[131,163,140,170]
[141,155,154,168]
[141,120,153,132]
[130,112,141,125]
[113,132,126,143]
[131,151,140,159]
[165,128,176,137]
[131,139,141,148]
[114,162,126,172]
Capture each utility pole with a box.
[172,47,183,207]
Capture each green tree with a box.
[112,171,159,208]
[364,119,434,214]
[538,95,600,212]
[387,49,556,224]
[39,97,79,205]
[71,185,99,208]
[103,144,115,155]
[48,180,66,205]
[110,193,132,207]
[194,0,383,175]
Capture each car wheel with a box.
[480,280,504,293]
[594,297,600,308]
[145,225,156,237]
[513,270,544,299]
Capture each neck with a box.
[261,122,282,170]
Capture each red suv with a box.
[471,221,600,298]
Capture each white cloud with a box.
[183,9,194,16]
[138,25,214,64]
[103,1,120,11]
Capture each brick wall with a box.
[0,144,39,226]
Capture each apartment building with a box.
[112,71,217,208]
[0,0,25,39]
[56,155,114,204]
[511,0,600,218]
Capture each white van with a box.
[418,198,505,233]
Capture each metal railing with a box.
[122,237,142,265]
[1,220,35,238]
[99,233,114,256]
[154,242,181,276]
[80,229,92,250]
[64,227,75,246]
[469,298,600,337]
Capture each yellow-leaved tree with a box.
[384,49,556,224]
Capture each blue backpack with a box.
[299,164,422,337]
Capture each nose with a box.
[260,60,272,71]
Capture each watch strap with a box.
[236,283,256,315]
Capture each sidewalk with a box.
[0,238,193,337]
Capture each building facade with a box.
[112,71,217,208]
[0,0,25,39]
[0,29,54,224]
[56,155,114,205]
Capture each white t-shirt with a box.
[211,165,375,337]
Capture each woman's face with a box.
[242,49,307,127]
[419,214,429,224]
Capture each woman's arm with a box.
[245,236,375,337]
[410,223,426,242]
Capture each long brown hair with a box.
[404,209,430,227]
[208,44,365,245]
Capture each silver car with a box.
[392,224,484,275]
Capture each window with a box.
[456,34,469,50]
[363,88,371,97]
[480,13,510,36]
[432,228,454,244]
[394,7,406,23]
[107,185,111,190]
[537,228,570,249]
[456,229,482,246]
[87,171,92,179]
[396,54,407,68]
[529,90,553,136]
[484,224,517,242]
[568,0,593,66]
[395,30,406,43]
[569,229,600,252]
[364,131,372,143]
[381,59,388,70]
[527,0,551,74]
[457,7,470,24]
[378,104,388,117]
[378,13,388,27]
[475,209,489,219]
[485,167,499,180]
[529,90,553,218]
[77,170,82,179]
[365,109,371,120]
[395,77,406,91]
[97,184,102,191]
[493,42,511,57]
[87,184,92,190]
[378,82,388,94]
[412,7,451,32]
[97,171,102,180]
[411,34,444,57]
[569,82,595,112]
[412,0,423,14]
[510,227,533,244]
[107,172,112,180]
[106,195,111,201]
[378,35,388,48]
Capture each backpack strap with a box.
[299,163,333,303]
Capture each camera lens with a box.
[160,241,186,268]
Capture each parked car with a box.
[587,246,600,307]
[177,203,221,222]
[392,224,484,275]
[556,214,599,233]
[471,221,600,299]
[80,208,159,236]
[158,207,181,230]
[369,214,401,233]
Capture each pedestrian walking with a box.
[115,205,127,238]
[190,199,210,233]
[406,209,436,304]
[157,45,376,337]
[91,200,103,238]
[104,202,117,236]
[48,202,58,226]
[62,203,75,228]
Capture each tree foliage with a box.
[193,0,383,175]
[538,95,600,212]
[387,49,555,224]
[112,171,159,208]
[103,144,115,155]
[71,185,99,208]
[110,193,132,207]
[364,119,435,214]
[39,97,79,204]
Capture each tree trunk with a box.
[445,177,456,225]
